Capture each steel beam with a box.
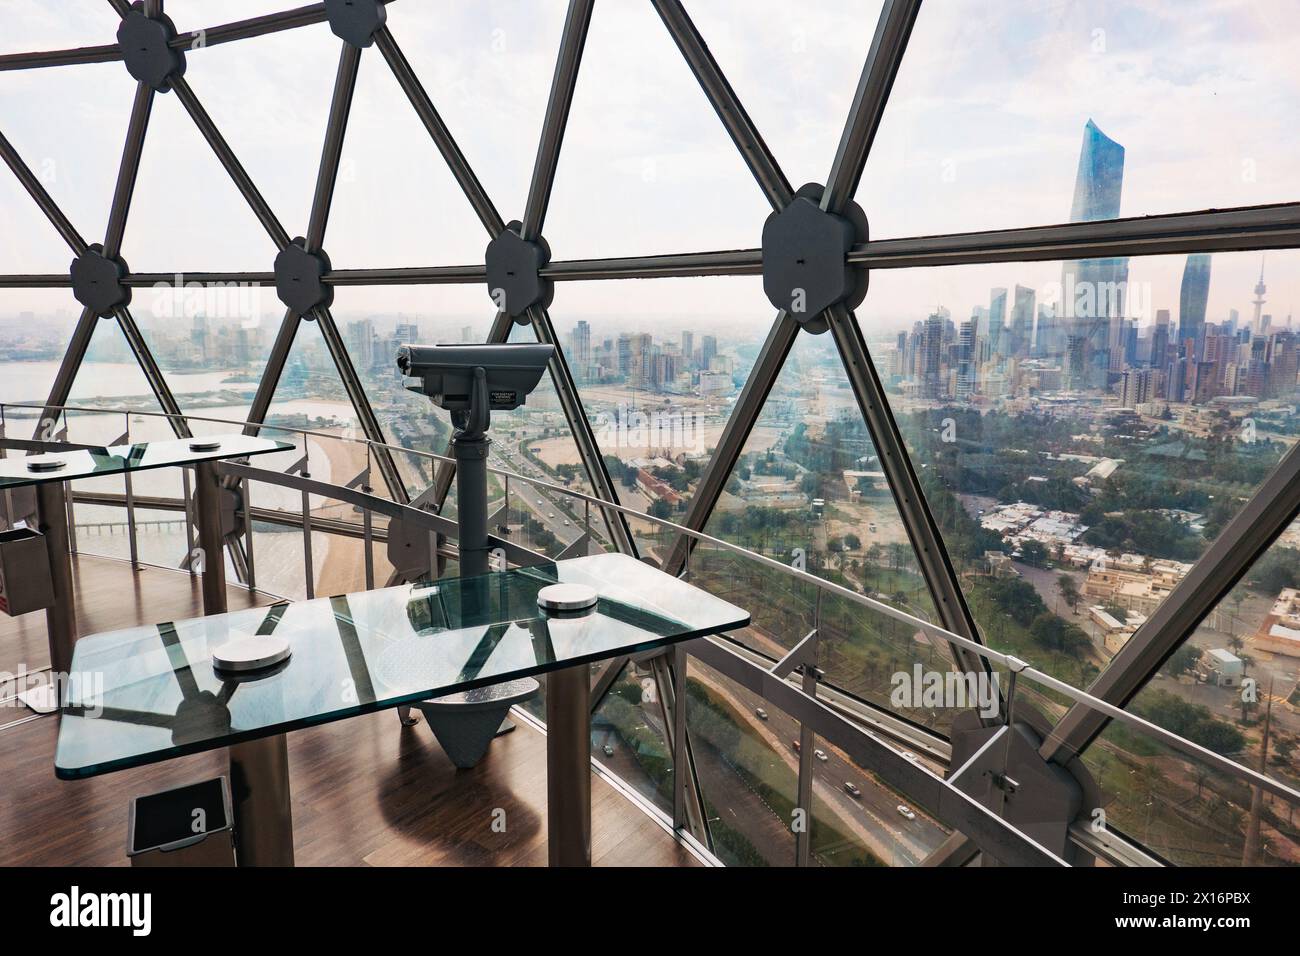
[171,75,291,251]
[328,264,486,285]
[242,309,299,434]
[526,303,635,553]
[0,128,88,255]
[104,80,155,259]
[34,307,97,439]
[373,26,504,238]
[114,307,191,437]
[850,202,1300,269]
[0,44,122,72]
[664,312,798,574]
[827,304,988,679]
[520,0,593,241]
[651,0,792,211]
[1041,438,1300,765]
[313,306,409,503]
[176,4,329,50]
[820,0,922,214]
[306,42,361,253]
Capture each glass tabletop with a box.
[0,433,294,488]
[55,553,749,779]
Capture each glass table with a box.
[2,433,292,684]
[55,553,750,866]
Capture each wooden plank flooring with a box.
[0,556,698,867]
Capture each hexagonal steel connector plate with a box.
[274,238,333,317]
[324,0,387,48]
[485,221,553,321]
[761,185,868,330]
[116,4,186,93]
[70,244,131,317]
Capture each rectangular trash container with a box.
[127,777,237,867]
[0,527,55,616]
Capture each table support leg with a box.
[229,734,294,866]
[194,460,227,616]
[547,664,592,867]
[37,480,76,677]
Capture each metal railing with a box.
[4,401,1297,867]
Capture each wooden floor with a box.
[0,555,698,868]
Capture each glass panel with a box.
[378,0,568,225]
[591,658,674,814]
[326,36,492,269]
[550,275,771,559]
[0,61,132,256]
[0,291,83,411]
[1082,513,1300,866]
[544,0,770,259]
[862,0,1300,238]
[686,657,797,866]
[810,733,951,866]
[685,0,884,190]
[177,17,338,237]
[327,284,494,499]
[857,250,1293,702]
[0,0,121,53]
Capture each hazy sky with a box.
[1,0,1297,343]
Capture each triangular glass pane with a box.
[685,0,884,190]
[0,0,120,56]
[327,284,496,499]
[0,60,135,254]
[380,0,567,224]
[119,91,282,271]
[544,0,772,259]
[0,173,75,272]
[684,329,944,731]
[855,246,1294,730]
[1081,512,1300,866]
[0,291,83,413]
[325,40,493,268]
[549,274,772,552]
[176,17,338,242]
[59,317,193,572]
[861,0,1300,239]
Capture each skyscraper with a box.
[1252,257,1268,334]
[988,287,1007,357]
[1178,253,1212,354]
[1061,120,1127,389]
[1010,285,1035,357]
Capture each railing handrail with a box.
[9,401,1298,809]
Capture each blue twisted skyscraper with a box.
[1061,119,1128,388]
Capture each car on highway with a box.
[602,744,615,757]
[844,782,862,798]
[896,804,916,820]
[813,749,828,762]
[792,739,801,752]
[755,708,768,720]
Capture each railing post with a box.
[672,642,689,831]
[243,477,257,593]
[123,413,139,570]
[301,441,314,599]
[181,465,196,577]
[362,444,374,591]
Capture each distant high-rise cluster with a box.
[561,324,731,397]
[884,120,1298,410]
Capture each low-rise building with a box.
[1197,648,1245,687]
[1255,588,1300,659]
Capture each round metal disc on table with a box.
[189,439,222,451]
[26,457,66,472]
[213,634,292,673]
[537,582,598,613]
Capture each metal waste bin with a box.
[0,527,55,616]
[127,777,236,867]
